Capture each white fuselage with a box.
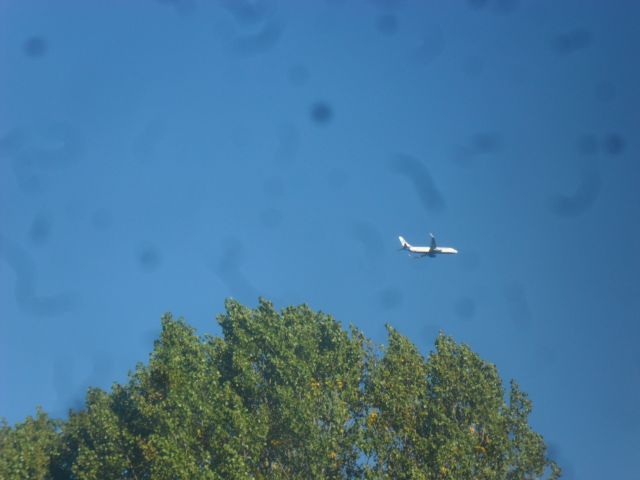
[398,235,458,257]
[406,246,458,255]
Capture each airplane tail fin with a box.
[398,236,411,249]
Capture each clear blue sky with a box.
[1,1,639,478]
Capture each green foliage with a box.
[0,299,560,479]
[0,407,60,480]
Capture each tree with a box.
[0,298,561,479]
[0,407,60,480]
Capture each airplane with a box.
[398,233,458,258]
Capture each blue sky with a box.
[1,1,639,478]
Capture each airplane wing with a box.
[430,233,436,250]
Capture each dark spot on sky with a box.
[67,395,86,415]
[454,133,502,167]
[51,354,87,416]
[137,244,161,272]
[288,64,309,86]
[86,352,114,388]
[0,234,76,316]
[219,0,278,52]
[221,0,271,25]
[352,221,385,257]
[53,355,74,404]
[577,134,598,155]
[471,133,501,154]
[552,29,592,54]
[546,443,574,480]
[454,297,476,320]
[376,14,398,35]
[141,326,162,348]
[3,124,84,193]
[218,240,243,272]
[28,212,52,245]
[310,102,333,125]
[504,282,531,327]
[603,133,625,155]
[23,36,47,58]
[550,169,601,217]
[352,222,385,272]
[259,208,283,228]
[377,287,403,310]
[389,154,446,212]
[234,20,284,55]
[214,239,259,302]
